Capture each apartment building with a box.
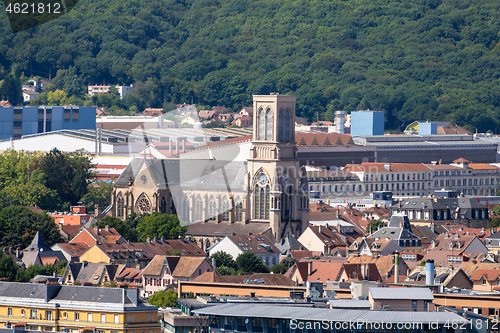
[0,282,160,333]
[308,158,500,198]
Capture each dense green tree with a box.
[209,251,236,269]
[0,206,62,248]
[136,213,186,241]
[16,261,67,282]
[81,181,113,214]
[0,75,22,106]
[270,257,297,274]
[0,253,18,281]
[97,216,139,242]
[366,220,386,234]
[3,0,500,132]
[235,252,269,274]
[488,216,500,229]
[38,148,94,209]
[147,289,178,308]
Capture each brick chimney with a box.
[94,225,99,235]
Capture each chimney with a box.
[319,225,323,234]
[94,225,99,235]
[307,262,313,277]
[105,225,109,232]
[16,247,21,258]
[136,263,140,271]
[394,251,399,284]
[212,257,216,268]
[425,259,435,286]
[146,237,151,244]
[153,236,158,243]
[161,235,165,243]
[182,139,186,153]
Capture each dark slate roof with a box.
[25,231,51,252]
[0,281,49,300]
[194,303,466,324]
[414,225,446,241]
[115,158,247,192]
[187,221,270,237]
[52,285,124,303]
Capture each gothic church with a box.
[111,94,309,249]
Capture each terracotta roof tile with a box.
[172,256,209,278]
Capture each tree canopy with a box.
[2,0,500,131]
[235,251,270,274]
[136,213,186,241]
[147,289,178,308]
[0,206,62,248]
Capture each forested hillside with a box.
[1,0,500,132]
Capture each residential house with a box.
[484,231,500,254]
[285,260,344,285]
[391,197,489,228]
[347,237,402,257]
[61,262,125,286]
[142,255,213,296]
[216,113,233,125]
[208,234,280,267]
[22,89,39,102]
[231,116,251,127]
[470,269,500,292]
[68,225,124,246]
[368,213,423,253]
[115,266,144,289]
[49,206,93,226]
[238,107,253,118]
[346,254,409,281]
[368,287,434,311]
[405,266,472,289]
[198,110,219,120]
[460,261,500,279]
[21,231,66,267]
[339,263,381,282]
[88,84,134,99]
[0,281,160,333]
[143,108,163,117]
[79,238,205,267]
[297,225,350,255]
[180,115,198,126]
[51,242,90,263]
[424,233,489,268]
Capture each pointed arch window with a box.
[136,193,152,215]
[235,200,243,222]
[182,197,190,222]
[285,108,290,142]
[160,196,167,213]
[258,108,265,140]
[208,198,217,221]
[279,108,284,142]
[195,197,203,222]
[117,195,125,218]
[254,177,270,220]
[222,199,230,221]
[265,109,273,140]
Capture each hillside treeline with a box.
[1,0,500,132]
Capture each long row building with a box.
[308,158,500,198]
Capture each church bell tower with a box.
[247,94,309,241]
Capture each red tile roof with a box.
[295,132,353,146]
[470,269,500,281]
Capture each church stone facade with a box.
[111,94,309,249]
